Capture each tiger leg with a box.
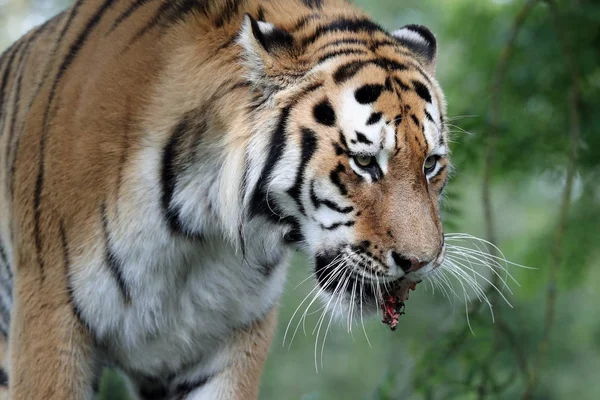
[177,308,278,400]
[9,247,97,400]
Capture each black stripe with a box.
[0,39,19,72]
[0,40,26,136]
[424,110,434,124]
[333,58,407,85]
[355,131,372,145]
[108,0,154,34]
[410,114,420,128]
[173,376,211,400]
[129,0,210,47]
[431,165,447,180]
[366,112,382,125]
[354,84,384,104]
[35,0,118,280]
[248,15,294,52]
[313,99,336,127]
[0,368,7,386]
[161,113,206,239]
[3,16,58,199]
[101,203,131,303]
[338,130,349,150]
[0,319,7,338]
[256,6,265,22]
[393,114,403,127]
[287,128,318,215]
[309,181,353,213]
[129,1,182,46]
[301,18,386,48]
[412,80,432,103]
[372,39,409,51]
[287,81,323,106]
[0,240,8,269]
[25,3,84,109]
[216,34,238,51]
[317,48,368,64]
[393,77,410,91]
[315,38,369,52]
[60,222,94,335]
[333,60,367,84]
[215,0,246,27]
[249,107,290,219]
[329,163,348,196]
[139,381,169,400]
[321,221,355,230]
[9,12,69,200]
[290,13,321,32]
[372,57,408,72]
[333,141,345,156]
[0,240,12,283]
[302,0,323,9]
[3,37,34,187]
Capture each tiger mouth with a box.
[314,252,417,304]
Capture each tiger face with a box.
[240,15,448,314]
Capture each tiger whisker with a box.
[359,271,372,348]
[283,253,345,348]
[320,270,351,369]
[314,268,348,372]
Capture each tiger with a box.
[0,0,449,398]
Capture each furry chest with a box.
[72,238,290,376]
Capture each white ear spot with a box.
[392,24,437,74]
[392,29,429,47]
[257,20,275,34]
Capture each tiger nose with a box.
[391,251,429,272]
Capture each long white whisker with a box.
[444,266,476,335]
[445,261,495,322]
[298,259,347,343]
[321,271,351,368]
[285,255,348,348]
[283,254,345,347]
[359,272,372,347]
[447,258,514,307]
[314,268,347,372]
[444,234,534,269]
[446,249,514,292]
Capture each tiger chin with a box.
[0,0,449,399]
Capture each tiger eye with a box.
[424,156,437,170]
[355,155,373,167]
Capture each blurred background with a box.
[2,0,598,399]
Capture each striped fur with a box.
[0,1,449,399]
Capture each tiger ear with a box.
[238,14,295,92]
[392,25,437,75]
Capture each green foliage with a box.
[1,0,598,399]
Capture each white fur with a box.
[70,140,290,384]
[392,28,429,47]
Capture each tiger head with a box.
[239,12,448,313]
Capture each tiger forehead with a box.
[307,65,442,138]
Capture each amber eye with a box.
[354,155,374,167]
[424,156,438,173]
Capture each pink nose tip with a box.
[391,252,429,272]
